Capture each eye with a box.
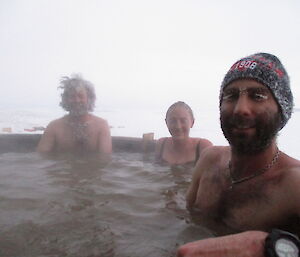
[222,90,239,102]
[248,89,269,101]
[180,118,188,124]
[253,93,268,100]
[167,118,176,125]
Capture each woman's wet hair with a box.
[59,74,96,112]
[165,101,194,120]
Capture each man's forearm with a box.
[176,231,268,257]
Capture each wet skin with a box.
[65,86,90,116]
[37,87,112,158]
[155,106,212,165]
[178,79,300,257]
[220,80,281,154]
[165,106,194,140]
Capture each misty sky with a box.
[1,0,300,112]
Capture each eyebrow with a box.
[223,87,270,93]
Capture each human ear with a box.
[190,119,195,128]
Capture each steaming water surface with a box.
[0,152,213,257]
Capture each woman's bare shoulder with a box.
[157,137,168,142]
[155,137,168,149]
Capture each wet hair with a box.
[59,74,96,112]
[165,101,194,120]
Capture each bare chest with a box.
[194,170,291,231]
[55,123,99,152]
[163,141,197,165]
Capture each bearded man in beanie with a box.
[177,53,300,257]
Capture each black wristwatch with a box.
[265,229,300,257]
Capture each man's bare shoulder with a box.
[277,153,300,215]
[89,114,109,126]
[200,138,213,148]
[198,145,229,163]
[280,152,300,178]
[190,137,213,149]
[89,114,106,122]
[192,146,229,180]
[285,153,300,166]
[37,116,67,153]
[45,117,66,130]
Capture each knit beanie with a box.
[220,53,293,130]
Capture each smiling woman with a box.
[155,101,212,166]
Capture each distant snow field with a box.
[1,107,300,160]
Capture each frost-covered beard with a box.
[68,103,89,117]
[220,110,281,155]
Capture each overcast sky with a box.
[1,0,300,112]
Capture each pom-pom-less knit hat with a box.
[220,53,293,130]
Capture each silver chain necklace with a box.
[228,148,280,190]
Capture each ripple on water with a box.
[0,151,213,257]
[0,220,115,257]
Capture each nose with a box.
[173,120,182,129]
[233,94,252,116]
[71,95,82,103]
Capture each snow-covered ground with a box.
[1,107,300,159]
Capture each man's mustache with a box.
[228,116,256,128]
